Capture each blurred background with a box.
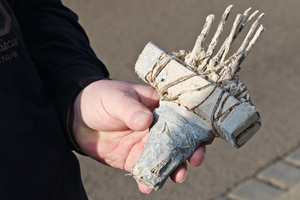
[62,0,300,199]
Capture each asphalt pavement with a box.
[62,1,300,199]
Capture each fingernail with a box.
[146,189,152,194]
[179,171,187,183]
[133,112,152,126]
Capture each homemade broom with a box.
[131,5,264,190]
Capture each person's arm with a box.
[9,1,210,193]
[10,0,109,152]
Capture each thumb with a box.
[132,109,154,131]
[111,92,154,131]
[103,81,158,131]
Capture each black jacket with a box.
[0,0,108,199]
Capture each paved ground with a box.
[218,146,300,200]
[62,1,300,199]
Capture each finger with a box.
[188,145,206,167]
[137,181,152,194]
[109,84,159,131]
[133,84,160,112]
[170,161,187,183]
[102,84,155,131]
[116,96,154,131]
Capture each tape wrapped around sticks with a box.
[131,5,264,190]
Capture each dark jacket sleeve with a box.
[9,0,109,152]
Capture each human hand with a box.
[72,79,210,193]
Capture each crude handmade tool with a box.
[131,5,264,190]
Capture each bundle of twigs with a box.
[132,5,264,190]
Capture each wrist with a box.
[66,101,86,155]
